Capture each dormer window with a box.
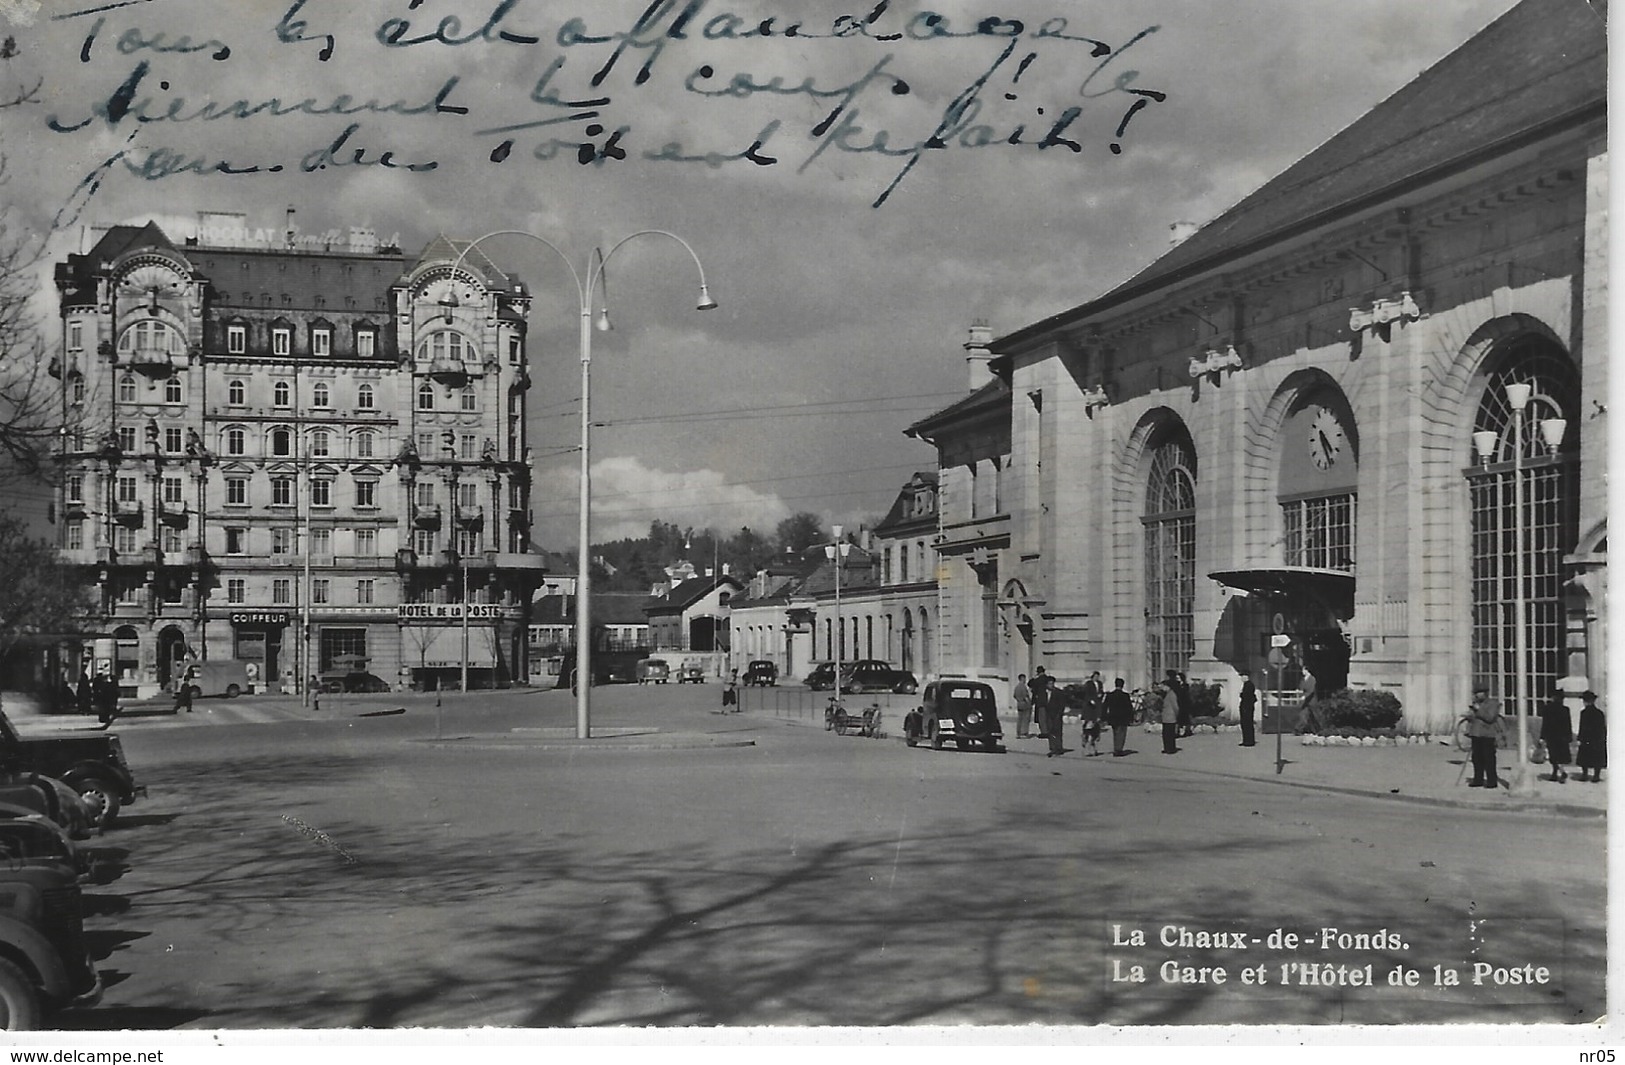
[272,326,291,356]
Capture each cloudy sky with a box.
[1,0,1526,545]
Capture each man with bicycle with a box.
[1468,687,1503,790]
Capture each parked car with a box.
[0,708,144,829]
[636,659,671,684]
[0,775,95,841]
[743,660,778,687]
[804,663,838,691]
[904,679,1005,752]
[0,846,102,1028]
[675,659,707,684]
[317,671,390,694]
[839,659,919,694]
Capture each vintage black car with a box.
[0,826,102,1028]
[0,709,143,829]
[804,663,838,691]
[904,680,1004,752]
[743,660,778,687]
[839,659,919,694]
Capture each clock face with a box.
[1307,408,1347,470]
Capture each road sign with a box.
[1270,634,1292,649]
[1267,647,1289,669]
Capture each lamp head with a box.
[595,306,611,332]
[1539,417,1567,452]
[438,291,459,323]
[696,283,717,312]
[1472,429,1499,462]
[832,523,843,540]
[1504,382,1533,412]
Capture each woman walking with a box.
[1575,691,1606,784]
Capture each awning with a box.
[1208,567,1355,603]
[407,626,498,669]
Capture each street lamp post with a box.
[1472,382,1567,796]
[443,230,716,739]
[824,525,851,701]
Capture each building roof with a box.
[994,0,1607,351]
[643,574,746,616]
[531,592,651,627]
[904,378,1011,443]
[874,471,939,537]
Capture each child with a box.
[1575,691,1606,783]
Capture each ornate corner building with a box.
[51,217,548,697]
[909,0,1607,733]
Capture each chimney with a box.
[964,320,995,390]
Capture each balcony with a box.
[62,499,88,519]
[159,500,190,527]
[395,548,417,572]
[427,356,472,387]
[113,500,144,525]
[47,354,82,380]
[412,503,442,528]
[125,345,178,378]
[455,504,483,527]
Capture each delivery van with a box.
[177,660,253,698]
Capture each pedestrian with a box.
[1239,676,1258,748]
[1030,667,1054,740]
[722,669,739,710]
[1103,677,1135,756]
[1078,671,1104,756]
[1466,687,1502,789]
[1539,690,1572,783]
[1031,667,1063,756]
[93,672,119,728]
[75,671,93,716]
[1012,673,1033,738]
[1170,670,1193,737]
[1159,679,1181,754]
[174,666,196,713]
[1575,690,1606,784]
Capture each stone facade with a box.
[913,0,1607,733]
[51,219,547,697]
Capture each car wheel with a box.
[956,739,968,750]
[225,684,241,698]
[0,956,42,1030]
[187,685,202,701]
[894,681,917,694]
[76,777,121,829]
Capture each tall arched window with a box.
[270,427,292,457]
[224,426,246,456]
[312,383,330,408]
[1467,338,1580,717]
[354,430,375,459]
[163,376,182,404]
[1144,432,1197,682]
[357,383,375,410]
[117,374,136,402]
[227,380,245,406]
[417,381,435,410]
[273,381,291,408]
[310,429,330,458]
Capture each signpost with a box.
[1268,633,1291,775]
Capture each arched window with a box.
[271,427,292,457]
[417,330,470,364]
[1467,338,1580,718]
[227,380,245,406]
[116,320,184,357]
[224,427,246,456]
[357,383,375,410]
[354,430,375,459]
[310,429,330,458]
[117,374,137,402]
[312,382,330,408]
[1144,432,1197,683]
[461,385,478,411]
[417,381,435,410]
[163,376,182,404]
[273,381,291,408]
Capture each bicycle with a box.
[1453,711,1533,752]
